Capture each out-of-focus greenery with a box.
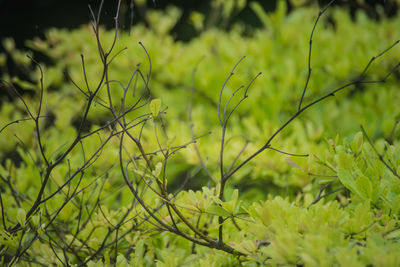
[1,0,400,265]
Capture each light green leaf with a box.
[31,214,40,228]
[116,254,129,266]
[228,189,241,214]
[335,150,352,171]
[250,2,271,28]
[17,208,26,227]
[386,229,400,239]
[152,162,163,178]
[135,239,145,259]
[190,11,204,31]
[3,38,15,52]
[231,189,238,206]
[337,168,357,194]
[350,132,363,154]
[221,202,234,214]
[149,98,162,118]
[237,0,247,10]
[104,251,110,266]
[202,186,223,205]
[206,204,231,217]
[391,194,400,214]
[11,77,36,90]
[355,175,372,200]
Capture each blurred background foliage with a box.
[0,0,399,46]
[1,0,399,201]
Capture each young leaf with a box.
[31,214,40,228]
[337,168,357,194]
[350,132,363,154]
[149,98,162,118]
[135,239,145,259]
[16,208,26,228]
[206,204,231,217]
[355,175,372,200]
[152,162,163,178]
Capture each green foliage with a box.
[11,1,399,196]
[0,1,400,266]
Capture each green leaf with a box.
[149,98,162,118]
[224,189,241,214]
[190,12,205,31]
[337,168,357,194]
[350,132,363,154]
[116,254,129,266]
[104,251,111,266]
[391,194,400,214]
[31,214,40,228]
[355,175,372,200]
[206,204,231,217]
[386,229,400,239]
[152,162,163,178]
[335,150,352,171]
[250,2,271,28]
[221,201,234,214]
[135,239,145,259]
[11,77,37,90]
[3,38,15,52]
[202,186,223,205]
[17,208,26,227]
[231,189,238,206]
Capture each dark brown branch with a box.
[0,193,6,230]
[298,0,336,111]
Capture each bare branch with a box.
[298,0,336,111]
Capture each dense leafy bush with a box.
[0,0,399,266]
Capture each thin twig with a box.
[298,0,336,111]
[360,125,400,179]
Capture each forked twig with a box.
[298,0,335,111]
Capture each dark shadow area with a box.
[1,0,397,48]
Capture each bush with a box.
[0,0,399,266]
